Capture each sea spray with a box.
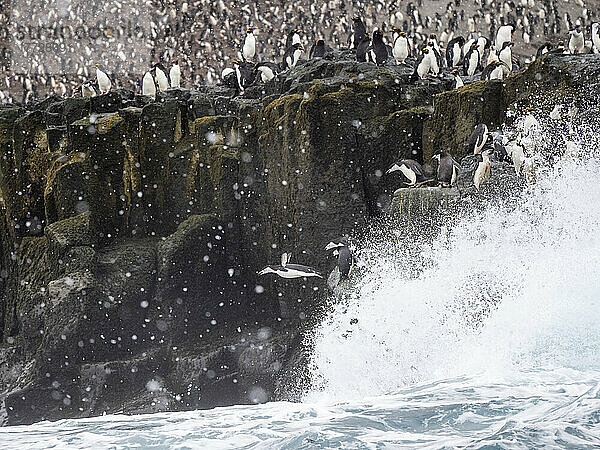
[305,111,600,402]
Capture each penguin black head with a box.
[422,46,430,54]
[352,16,361,22]
[457,36,465,45]
[429,33,437,40]
[470,42,478,50]
[501,41,515,50]
[373,29,384,38]
[246,26,255,33]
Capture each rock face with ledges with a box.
[0,52,597,425]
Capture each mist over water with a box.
[305,112,600,402]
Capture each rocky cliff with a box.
[0,53,598,425]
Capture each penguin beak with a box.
[386,164,401,174]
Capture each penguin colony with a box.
[3,0,600,103]
[2,2,595,283]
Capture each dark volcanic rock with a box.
[0,53,597,426]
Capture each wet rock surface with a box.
[0,53,598,425]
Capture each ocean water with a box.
[2,113,600,448]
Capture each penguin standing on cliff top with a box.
[412,47,431,81]
[258,253,322,279]
[446,36,465,67]
[592,23,600,53]
[369,30,389,66]
[286,28,303,49]
[463,42,480,76]
[429,33,444,68]
[356,33,371,62]
[568,26,585,54]
[81,81,96,97]
[386,159,427,187]
[310,40,332,58]
[392,28,410,64]
[282,43,304,70]
[348,16,367,49]
[95,64,111,95]
[469,124,489,154]
[432,151,461,187]
[254,62,279,82]
[242,26,257,61]
[481,60,505,80]
[498,41,514,74]
[142,70,156,99]
[169,58,181,88]
[536,42,553,59]
[495,24,514,52]
[325,237,355,279]
[427,41,441,76]
[153,63,169,91]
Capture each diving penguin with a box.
[386,159,426,187]
[325,237,355,279]
[258,253,322,279]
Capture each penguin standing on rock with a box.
[473,149,492,190]
[495,24,514,52]
[356,33,371,62]
[411,47,431,81]
[498,41,514,74]
[463,42,480,76]
[282,43,304,70]
[536,42,553,59]
[309,40,331,58]
[432,151,461,187]
[348,17,367,49]
[95,64,111,95]
[369,30,389,66]
[592,23,600,53]
[154,63,169,91]
[242,26,257,61]
[481,60,506,80]
[427,41,441,76]
[169,58,181,88]
[392,28,410,64]
[386,159,426,187]
[469,124,489,154]
[142,70,156,99]
[446,36,465,67]
[254,62,279,82]
[569,26,585,54]
[452,69,464,88]
[286,28,303,49]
